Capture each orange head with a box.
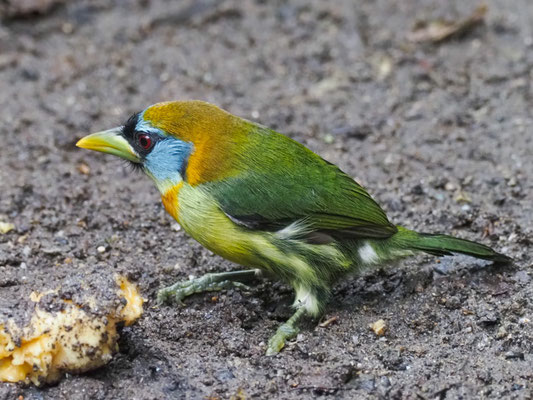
[76,101,250,191]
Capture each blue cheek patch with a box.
[144,139,193,183]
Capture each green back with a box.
[205,123,397,239]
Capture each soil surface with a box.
[0,0,532,399]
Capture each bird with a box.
[76,100,511,355]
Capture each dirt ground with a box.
[0,0,532,398]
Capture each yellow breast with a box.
[170,182,262,267]
[162,182,332,296]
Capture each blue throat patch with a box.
[144,138,193,183]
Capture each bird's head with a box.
[77,101,242,192]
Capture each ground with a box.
[0,0,532,399]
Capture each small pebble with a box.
[62,22,74,34]
[97,246,106,253]
[322,133,335,144]
[444,182,456,191]
[77,162,91,175]
[454,190,471,203]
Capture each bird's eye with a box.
[138,134,152,150]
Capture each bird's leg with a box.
[266,306,307,356]
[157,269,261,305]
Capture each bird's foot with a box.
[266,307,307,356]
[157,269,260,305]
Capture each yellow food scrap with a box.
[0,274,143,386]
[0,222,15,234]
[369,319,387,336]
[117,276,144,326]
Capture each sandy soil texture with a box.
[0,0,532,398]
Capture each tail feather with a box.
[393,226,512,264]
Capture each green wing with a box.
[205,124,397,240]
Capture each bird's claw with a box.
[157,279,194,304]
[266,321,300,356]
[157,274,251,305]
[156,286,185,305]
[265,307,307,355]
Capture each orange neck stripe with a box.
[161,181,183,222]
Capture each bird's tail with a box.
[387,226,512,263]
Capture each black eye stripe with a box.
[121,112,140,141]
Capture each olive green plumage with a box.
[206,121,397,239]
[199,118,510,308]
[77,100,511,355]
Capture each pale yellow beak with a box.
[76,127,140,163]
